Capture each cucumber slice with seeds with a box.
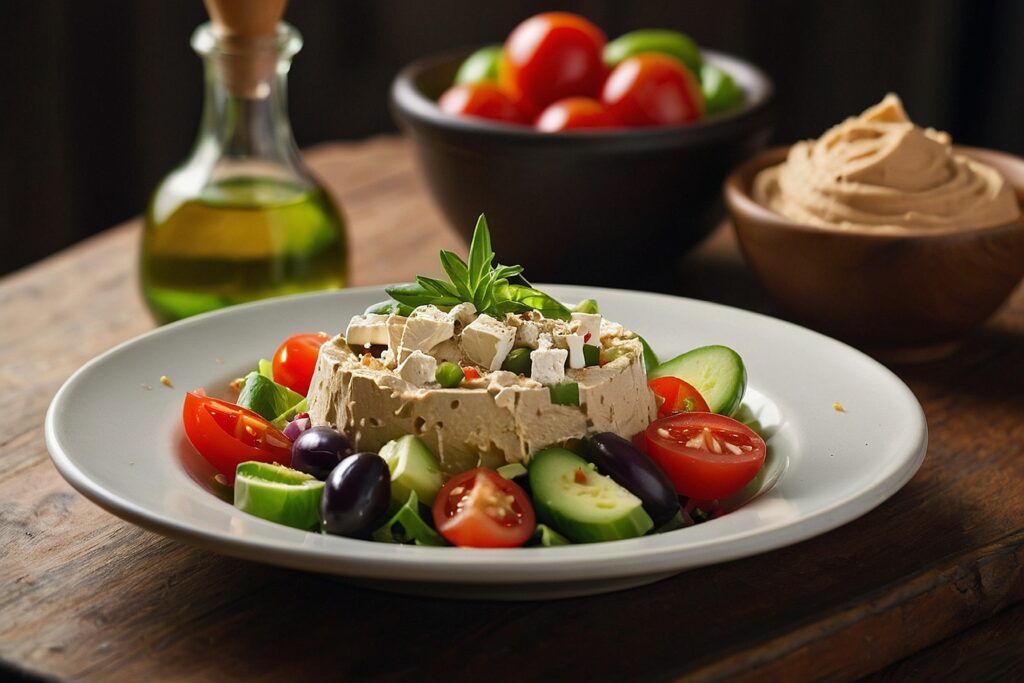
[234,461,324,531]
[379,435,443,506]
[649,345,747,416]
[528,448,653,543]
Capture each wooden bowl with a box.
[724,146,1024,359]
[391,48,774,288]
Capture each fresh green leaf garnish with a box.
[384,214,570,321]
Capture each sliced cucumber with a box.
[379,435,443,506]
[548,382,580,406]
[233,461,324,531]
[528,448,653,543]
[650,344,746,416]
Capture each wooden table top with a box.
[2,137,1023,682]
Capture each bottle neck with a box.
[189,22,309,183]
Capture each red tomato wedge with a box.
[644,412,765,500]
[648,376,710,417]
[432,468,536,548]
[182,392,292,484]
[272,332,330,396]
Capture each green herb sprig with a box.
[378,215,571,321]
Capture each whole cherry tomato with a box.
[272,332,330,397]
[501,12,607,113]
[602,53,704,126]
[536,97,615,131]
[437,82,529,125]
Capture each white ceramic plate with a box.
[46,285,927,600]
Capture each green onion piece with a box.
[257,358,274,380]
[435,361,465,388]
[548,381,580,406]
[497,463,528,480]
[372,491,447,546]
[582,344,601,367]
[528,523,571,547]
[573,298,600,314]
[501,347,532,376]
[233,462,324,531]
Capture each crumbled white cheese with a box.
[398,306,455,360]
[386,315,408,351]
[571,312,602,344]
[531,346,568,385]
[537,332,553,351]
[514,320,540,349]
[397,350,437,387]
[447,302,477,327]
[562,333,585,369]
[461,314,516,371]
[345,314,390,347]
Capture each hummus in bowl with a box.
[725,94,1024,355]
[753,94,1020,232]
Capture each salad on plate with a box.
[181,215,768,548]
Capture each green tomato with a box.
[454,45,503,85]
[603,29,702,75]
[701,63,744,115]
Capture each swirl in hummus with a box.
[754,94,1020,231]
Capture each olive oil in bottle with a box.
[141,17,347,323]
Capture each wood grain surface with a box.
[2,137,1023,682]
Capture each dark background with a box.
[3,0,1023,276]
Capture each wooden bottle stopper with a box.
[202,0,290,98]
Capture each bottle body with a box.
[141,22,347,323]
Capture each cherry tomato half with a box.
[182,392,292,484]
[432,468,536,548]
[501,12,607,113]
[272,332,330,397]
[602,53,704,127]
[536,97,615,131]
[648,376,710,418]
[645,412,765,500]
[438,83,529,125]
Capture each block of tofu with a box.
[306,322,656,473]
[460,314,515,371]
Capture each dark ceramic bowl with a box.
[391,48,774,287]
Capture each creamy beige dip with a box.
[754,94,1020,231]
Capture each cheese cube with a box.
[530,346,568,385]
[447,302,477,327]
[562,333,585,369]
[571,312,602,344]
[397,350,437,388]
[461,314,516,371]
[386,315,408,351]
[345,314,390,347]
[399,305,455,360]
